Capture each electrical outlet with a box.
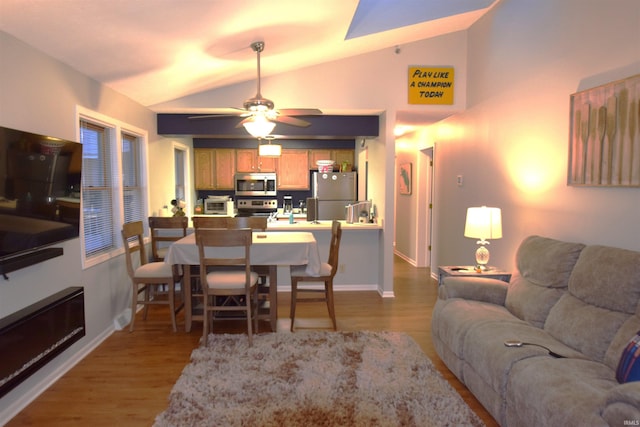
[457,175,464,186]
[339,264,346,273]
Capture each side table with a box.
[438,266,512,285]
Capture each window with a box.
[80,120,114,258]
[78,108,148,267]
[122,132,144,224]
[174,147,185,202]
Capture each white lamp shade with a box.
[243,114,276,138]
[258,143,281,157]
[464,206,502,242]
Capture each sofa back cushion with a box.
[505,235,585,327]
[545,245,640,363]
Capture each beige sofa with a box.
[431,235,640,426]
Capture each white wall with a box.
[0,31,175,420]
[430,0,640,272]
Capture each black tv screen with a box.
[0,126,82,261]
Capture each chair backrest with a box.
[148,216,188,261]
[227,216,267,231]
[192,216,228,229]
[327,220,343,277]
[195,228,254,290]
[121,220,147,279]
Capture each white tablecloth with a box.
[164,231,322,276]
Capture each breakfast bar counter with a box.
[265,220,382,292]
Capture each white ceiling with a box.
[0,0,497,111]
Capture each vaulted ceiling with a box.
[0,0,497,110]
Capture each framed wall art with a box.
[399,162,412,195]
[568,73,640,187]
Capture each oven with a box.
[234,173,277,197]
[236,199,278,217]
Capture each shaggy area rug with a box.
[154,331,484,427]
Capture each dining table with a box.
[164,230,322,332]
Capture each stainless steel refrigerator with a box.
[312,172,356,220]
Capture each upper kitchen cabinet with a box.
[194,148,235,190]
[194,148,215,190]
[236,149,276,173]
[214,149,235,189]
[277,149,310,190]
[309,149,355,170]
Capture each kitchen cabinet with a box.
[309,150,332,167]
[333,150,354,169]
[309,149,355,170]
[277,149,310,190]
[236,149,276,172]
[214,148,236,189]
[194,149,215,190]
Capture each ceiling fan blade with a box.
[274,115,311,127]
[278,108,323,116]
[189,109,249,120]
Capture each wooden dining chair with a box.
[148,216,188,262]
[196,228,259,346]
[121,221,182,332]
[289,220,342,331]
[192,216,228,229]
[226,216,270,322]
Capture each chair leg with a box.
[129,283,138,332]
[290,278,298,332]
[142,284,150,320]
[168,282,177,332]
[202,295,209,346]
[245,290,254,346]
[325,280,337,330]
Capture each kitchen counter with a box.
[267,219,381,230]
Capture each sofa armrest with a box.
[439,276,508,306]
[602,382,640,425]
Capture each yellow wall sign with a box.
[408,67,454,105]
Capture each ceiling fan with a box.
[189,41,322,138]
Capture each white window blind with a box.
[80,120,115,258]
[122,132,144,224]
[174,148,185,201]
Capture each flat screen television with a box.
[0,126,82,264]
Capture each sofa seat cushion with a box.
[505,357,620,427]
[462,319,585,399]
[432,298,515,361]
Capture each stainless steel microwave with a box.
[234,173,277,196]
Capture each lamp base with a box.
[475,245,490,271]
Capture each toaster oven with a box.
[203,196,233,215]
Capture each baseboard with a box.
[0,325,115,425]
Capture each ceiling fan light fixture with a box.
[243,114,276,138]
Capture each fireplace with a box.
[0,287,85,397]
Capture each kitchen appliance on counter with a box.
[312,171,356,220]
[234,172,277,197]
[236,199,278,217]
[283,195,293,213]
[346,200,372,223]
[204,195,234,215]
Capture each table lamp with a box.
[464,206,502,270]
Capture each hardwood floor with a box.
[7,256,498,426]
